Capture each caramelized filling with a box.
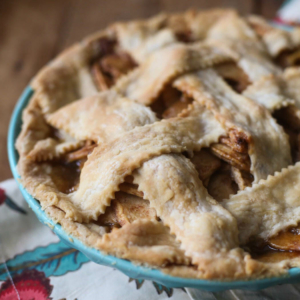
[150,85,193,119]
[210,143,251,172]
[275,48,300,68]
[49,140,154,229]
[44,141,96,194]
[65,141,96,163]
[248,241,300,263]
[48,161,81,194]
[191,144,253,201]
[91,38,137,91]
[119,182,144,198]
[175,30,193,43]
[190,149,221,185]
[231,167,253,190]
[273,106,300,163]
[48,126,63,140]
[165,15,194,43]
[248,226,300,263]
[214,62,250,93]
[94,204,120,229]
[207,164,239,201]
[95,192,156,228]
[220,129,249,154]
[269,226,300,251]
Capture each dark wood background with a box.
[0,0,284,181]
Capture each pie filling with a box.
[150,85,194,119]
[248,227,300,263]
[214,62,251,93]
[91,38,137,91]
[276,48,300,68]
[48,161,81,194]
[273,106,300,163]
[150,83,253,200]
[47,144,156,230]
[48,135,300,265]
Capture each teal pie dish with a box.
[8,86,300,291]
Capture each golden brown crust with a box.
[72,104,225,221]
[31,29,119,117]
[46,206,190,267]
[173,69,292,182]
[114,42,232,105]
[223,162,300,245]
[47,91,157,143]
[16,8,300,280]
[247,15,300,57]
[16,96,52,156]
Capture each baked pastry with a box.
[16,9,300,280]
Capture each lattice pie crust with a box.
[16,9,300,279]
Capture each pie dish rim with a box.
[7,85,300,291]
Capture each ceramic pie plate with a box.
[7,85,300,291]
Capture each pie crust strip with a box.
[134,154,256,279]
[173,69,292,182]
[223,162,300,245]
[47,91,158,144]
[71,104,226,221]
[115,42,233,105]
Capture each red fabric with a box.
[0,188,5,205]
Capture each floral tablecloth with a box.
[0,179,190,300]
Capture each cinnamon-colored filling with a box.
[207,163,239,201]
[248,226,300,263]
[47,142,154,230]
[151,84,253,200]
[175,30,193,43]
[273,106,300,163]
[214,62,251,93]
[191,131,253,202]
[275,48,300,68]
[91,38,137,91]
[95,192,156,230]
[210,143,250,171]
[119,182,144,198]
[208,129,252,198]
[45,141,96,194]
[150,85,193,119]
[48,161,82,194]
[65,141,96,163]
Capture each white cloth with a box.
[0,179,189,300]
[278,0,300,24]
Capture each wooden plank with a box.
[0,0,73,181]
[61,0,162,49]
[160,0,253,14]
[0,0,286,181]
[258,0,285,19]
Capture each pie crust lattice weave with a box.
[16,9,300,280]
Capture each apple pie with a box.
[16,9,300,280]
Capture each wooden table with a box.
[0,0,284,181]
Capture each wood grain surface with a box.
[0,0,284,181]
